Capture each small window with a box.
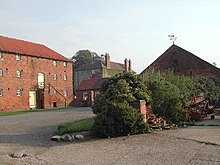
[16,70,21,77]
[64,62,67,67]
[16,89,22,96]
[92,70,95,75]
[53,60,57,66]
[16,54,21,61]
[0,52,2,59]
[53,90,57,95]
[0,69,2,77]
[64,75,67,80]
[83,92,88,101]
[64,90,68,97]
[0,89,3,96]
[53,74,57,80]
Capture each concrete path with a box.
[0,107,220,165]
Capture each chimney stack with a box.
[128,59,131,72]
[105,53,111,68]
[124,58,128,71]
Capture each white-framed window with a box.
[16,54,21,61]
[64,90,68,97]
[16,70,21,77]
[92,70,95,75]
[64,61,67,67]
[0,89,3,96]
[83,92,88,101]
[0,69,2,77]
[53,90,57,95]
[0,52,2,59]
[53,60,57,66]
[53,74,57,80]
[16,89,22,96]
[64,75,67,80]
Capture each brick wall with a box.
[0,52,73,111]
[141,45,220,84]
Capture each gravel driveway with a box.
[0,108,220,165]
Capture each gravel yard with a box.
[0,108,219,165]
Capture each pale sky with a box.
[1,0,220,73]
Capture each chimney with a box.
[105,53,111,68]
[124,58,128,71]
[128,59,131,72]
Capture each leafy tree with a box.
[143,70,189,123]
[71,50,100,69]
[92,72,151,138]
[193,77,220,104]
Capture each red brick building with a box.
[74,54,132,91]
[74,78,108,107]
[140,44,220,84]
[74,54,133,107]
[0,36,73,111]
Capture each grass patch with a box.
[0,106,75,117]
[58,118,94,135]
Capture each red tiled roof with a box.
[0,36,70,61]
[77,78,108,91]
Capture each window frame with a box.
[64,90,68,97]
[16,89,22,96]
[16,54,21,61]
[53,60,57,66]
[0,69,2,77]
[16,70,21,78]
[53,74,57,80]
[63,61,67,67]
[0,89,3,96]
[83,92,88,101]
[64,75,67,81]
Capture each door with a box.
[29,91,37,109]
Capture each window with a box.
[53,74,57,80]
[0,89,3,96]
[92,70,95,75]
[64,90,68,97]
[53,90,57,95]
[64,75,67,80]
[53,60,57,66]
[16,89,22,96]
[0,52,2,59]
[16,54,21,60]
[16,70,21,77]
[64,61,67,67]
[0,69,2,77]
[83,92,88,101]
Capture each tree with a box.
[143,70,189,123]
[193,77,220,104]
[71,50,100,69]
[92,72,151,138]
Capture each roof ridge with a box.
[0,35,45,47]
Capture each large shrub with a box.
[143,70,190,123]
[92,72,151,138]
[193,77,220,104]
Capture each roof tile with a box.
[0,36,70,61]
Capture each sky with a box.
[1,0,220,73]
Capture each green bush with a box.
[143,70,189,123]
[92,72,151,138]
